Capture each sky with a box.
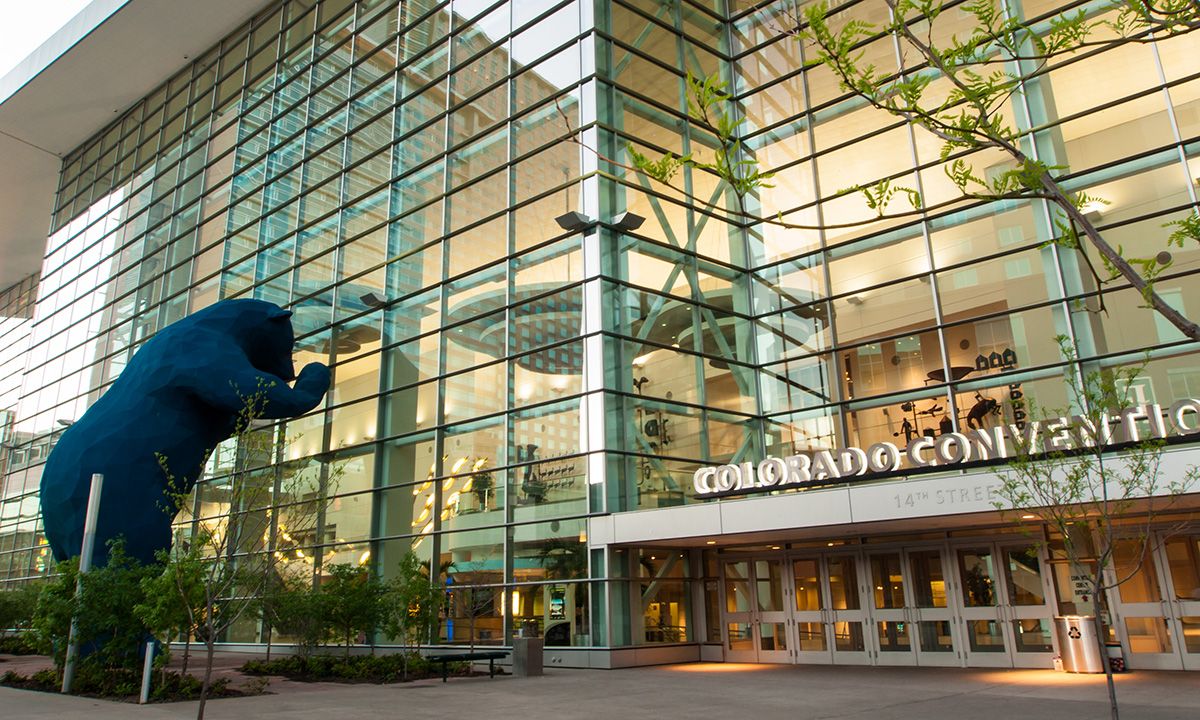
[0,0,94,79]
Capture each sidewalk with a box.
[3,657,1199,719]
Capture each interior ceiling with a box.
[0,0,263,291]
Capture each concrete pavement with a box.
[3,660,1199,719]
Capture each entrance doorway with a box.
[719,539,1057,668]
[1107,530,1200,670]
[723,558,790,662]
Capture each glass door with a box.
[826,553,871,665]
[1110,538,1179,670]
[956,546,1011,667]
[753,559,792,663]
[721,558,791,663]
[869,552,916,665]
[908,548,959,666]
[723,560,758,662]
[1001,545,1056,668]
[792,557,833,663]
[1163,533,1200,669]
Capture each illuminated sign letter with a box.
[758,457,788,486]
[966,427,1007,460]
[906,436,935,467]
[811,450,841,481]
[785,454,812,484]
[714,465,741,491]
[1170,399,1200,434]
[866,442,901,472]
[837,447,868,476]
[933,432,971,464]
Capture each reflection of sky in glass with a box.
[455,0,582,90]
[15,187,124,436]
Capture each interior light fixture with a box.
[555,211,593,231]
[1080,199,1107,223]
[846,295,864,306]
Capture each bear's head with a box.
[245,304,299,382]
[191,299,299,381]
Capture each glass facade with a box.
[1,0,1198,658]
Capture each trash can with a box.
[512,637,544,677]
[1054,616,1104,673]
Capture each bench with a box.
[427,650,511,682]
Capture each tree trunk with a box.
[469,612,476,656]
[197,639,215,720]
[182,634,191,676]
[1093,578,1120,720]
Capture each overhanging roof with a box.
[0,0,263,290]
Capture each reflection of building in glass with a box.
[0,0,1199,669]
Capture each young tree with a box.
[444,561,498,654]
[135,546,206,675]
[157,385,331,720]
[382,551,444,680]
[262,574,329,658]
[618,1,1200,338]
[320,563,387,658]
[992,339,1197,720]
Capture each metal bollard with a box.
[139,640,156,704]
[62,473,104,694]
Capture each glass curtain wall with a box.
[732,0,1200,474]
[0,276,41,582]
[0,0,600,646]
[2,0,1200,655]
[597,0,758,521]
[596,0,1200,519]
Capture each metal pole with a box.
[61,473,103,694]
[139,640,155,704]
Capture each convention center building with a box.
[1,0,1199,671]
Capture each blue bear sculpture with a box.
[40,299,331,566]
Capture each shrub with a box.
[0,633,39,655]
[0,663,234,701]
[31,541,155,671]
[241,652,448,683]
[0,583,42,635]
